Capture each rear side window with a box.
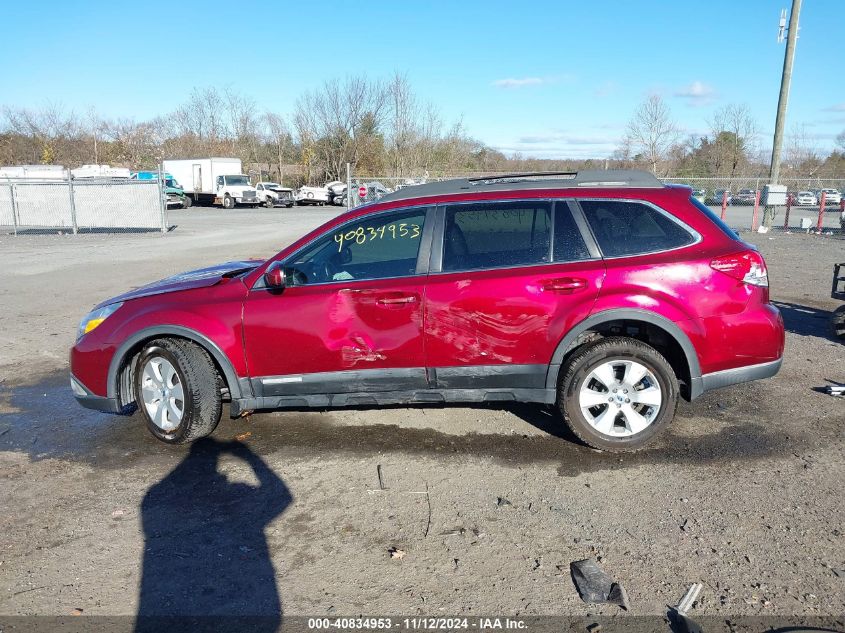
[580,200,695,257]
[442,202,552,271]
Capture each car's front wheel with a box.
[222,194,234,209]
[558,337,678,452]
[134,338,222,444]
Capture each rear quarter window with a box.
[580,200,696,257]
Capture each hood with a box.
[97,260,263,307]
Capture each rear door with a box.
[242,206,434,399]
[424,200,604,395]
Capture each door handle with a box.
[541,277,588,294]
[376,294,418,306]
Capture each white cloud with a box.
[491,74,574,89]
[823,102,845,112]
[674,81,717,107]
[494,130,622,159]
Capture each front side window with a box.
[442,202,552,272]
[286,209,427,285]
[580,200,695,257]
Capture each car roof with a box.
[377,170,663,204]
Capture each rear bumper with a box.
[698,357,782,395]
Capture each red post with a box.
[816,191,826,232]
[720,190,728,220]
[783,192,792,229]
[751,190,761,231]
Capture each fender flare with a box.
[544,309,703,397]
[107,325,248,401]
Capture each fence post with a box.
[67,170,78,234]
[9,181,18,236]
[721,190,728,220]
[751,190,761,231]
[346,162,351,211]
[783,193,792,229]
[158,164,167,233]
[816,191,826,233]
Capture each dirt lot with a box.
[0,207,843,626]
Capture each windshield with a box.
[225,175,250,186]
[165,178,181,188]
[264,183,281,189]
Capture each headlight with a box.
[77,302,123,341]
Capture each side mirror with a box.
[264,262,286,291]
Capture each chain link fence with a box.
[343,173,845,233]
[0,175,167,235]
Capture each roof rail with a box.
[376,169,663,203]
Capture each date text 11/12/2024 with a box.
[307,618,527,630]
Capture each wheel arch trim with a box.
[107,325,247,402]
[545,309,703,396]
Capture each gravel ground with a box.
[0,207,843,626]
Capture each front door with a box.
[424,200,605,394]
[242,206,433,398]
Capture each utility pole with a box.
[764,0,801,227]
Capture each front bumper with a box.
[70,374,133,415]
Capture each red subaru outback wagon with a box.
[70,171,784,451]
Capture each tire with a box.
[557,336,678,452]
[222,194,234,209]
[183,195,193,208]
[265,196,274,208]
[134,338,222,444]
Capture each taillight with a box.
[710,250,769,287]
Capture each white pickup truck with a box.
[255,182,294,208]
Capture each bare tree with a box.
[293,75,387,181]
[784,124,822,177]
[264,112,293,184]
[708,103,758,180]
[624,95,679,174]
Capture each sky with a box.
[1,0,843,160]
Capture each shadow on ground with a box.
[0,369,803,477]
[135,437,291,632]
[774,301,840,340]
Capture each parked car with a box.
[733,189,758,205]
[70,170,784,452]
[796,191,818,206]
[255,182,294,208]
[296,185,330,205]
[819,188,842,206]
[133,171,188,208]
[707,189,732,205]
[326,181,347,206]
[691,189,706,203]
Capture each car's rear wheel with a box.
[134,338,222,444]
[558,337,678,452]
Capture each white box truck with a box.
[162,158,259,208]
